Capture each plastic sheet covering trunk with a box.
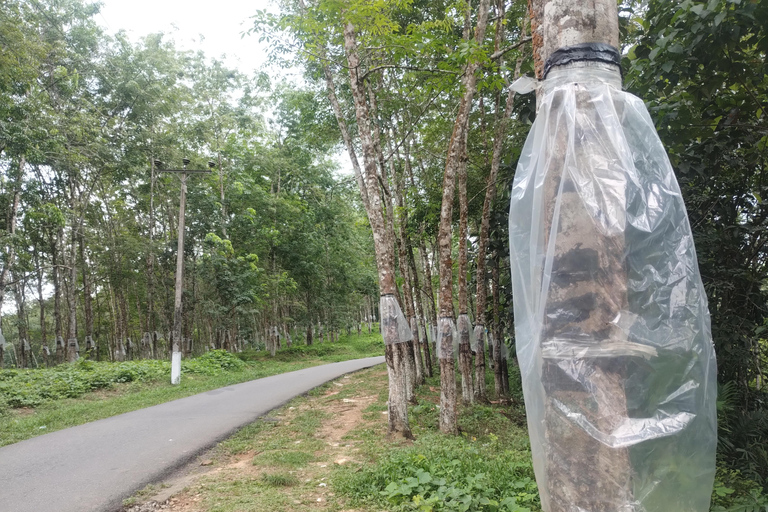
[379,294,413,345]
[508,66,717,512]
[436,317,458,359]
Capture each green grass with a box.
[129,364,539,512]
[0,330,383,447]
[260,472,300,487]
[256,449,315,468]
[122,483,168,507]
[176,379,351,512]
[333,371,541,512]
[193,478,296,512]
[110,350,767,512]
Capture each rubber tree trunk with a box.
[35,250,48,360]
[54,227,64,364]
[491,255,504,397]
[418,235,438,368]
[341,19,412,439]
[147,159,158,358]
[474,7,526,403]
[79,234,95,358]
[408,241,432,378]
[14,274,28,368]
[65,243,79,363]
[526,2,631,510]
[392,142,425,388]
[401,143,433,379]
[457,147,474,405]
[65,175,81,362]
[438,0,491,435]
[0,159,22,369]
[384,142,417,402]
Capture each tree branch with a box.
[361,64,458,82]
[489,36,532,61]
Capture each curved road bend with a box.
[0,356,385,512]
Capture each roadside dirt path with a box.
[125,366,391,512]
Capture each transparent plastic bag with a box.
[499,339,508,361]
[379,295,413,345]
[472,325,485,354]
[457,314,477,352]
[436,317,458,359]
[509,66,717,512]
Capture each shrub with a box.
[183,350,245,375]
[0,352,243,409]
[336,431,539,512]
[711,466,768,512]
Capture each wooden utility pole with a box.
[157,159,212,385]
[527,2,629,511]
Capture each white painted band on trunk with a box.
[171,351,181,385]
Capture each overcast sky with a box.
[97,0,276,75]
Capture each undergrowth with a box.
[334,371,540,512]
[0,350,243,410]
[0,330,383,415]
[332,365,768,512]
[712,466,768,512]
[339,432,539,512]
[239,329,383,362]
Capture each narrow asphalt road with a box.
[0,356,385,512]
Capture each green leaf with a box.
[714,10,727,26]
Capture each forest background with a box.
[1,0,767,496]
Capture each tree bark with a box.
[491,254,504,397]
[119,291,130,361]
[35,249,48,360]
[401,141,433,378]
[474,3,526,403]
[65,173,81,362]
[392,134,425,388]
[457,150,473,405]
[418,234,438,368]
[528,0,619,81]
[147,158,157,358]
[1,157,24,368]
[0,158,23,325]
[341,19,412,439]
[438,0,491,434]
[54,226,65,364]
[408,242,432,378]
[14,274,28,368]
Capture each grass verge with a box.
[0,330,383,447]
[124,362,768,512]
[131,364,541,512]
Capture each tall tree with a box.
[437,0,491,434]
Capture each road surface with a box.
[0,356,385,512]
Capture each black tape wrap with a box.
[543,42,622,79]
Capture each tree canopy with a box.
[1,0,767,492]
